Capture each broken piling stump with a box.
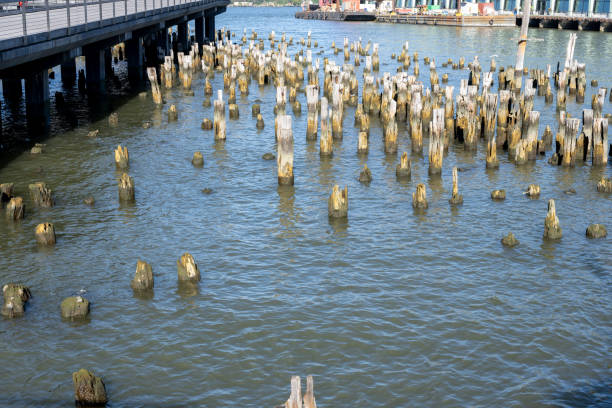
[543,199,562,240]
[412,183,427,209]
[277,115,294,185]
[177,252,200,282]
[449,167,463,205]
[1,283,31,318]
[61,296,90,320]
[131,260,154,291]
[114,145,129,169]
[72,369,108,406]
[118,173,135,202]
[6,197,25,220]
[328,185,348,218]
[35,222,56,245]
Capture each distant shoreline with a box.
[228,3,300,7]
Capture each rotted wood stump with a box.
[328,185,348,218]
[491,189,506,200]
[597,177,612,193]
[72,369,108,406]
[449,167,463,205]
[35,222,56,245]
[1,283,31,318]
[114,145,129,169]
[29,182,53,207]
[543,199,562,240]
[412,184,427,209]
[61,296,90,320]
[177,252,200,282]
[131,260,154,291]
[118,173,135,202]
[168,104,178,122]
[358,165,372,184]
[228,103,239,119]
[277,115,294,185]
[278,375,317,408]
[586,224,607,239]
[396,152,411,179]
[201,118,213,130]
[525,184,540,198]
[6,197,25,220]
[256,114,265,129]
[192,151,204,167]
[147,67,163,105]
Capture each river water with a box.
[1,7,611,407]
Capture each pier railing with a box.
[0,0,213,42]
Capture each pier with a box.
[296,10,612,31]
[0,0,228,127]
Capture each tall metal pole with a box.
[514,0,531,90]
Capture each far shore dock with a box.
[295,10,612,31]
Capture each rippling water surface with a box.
[0,7,611,407]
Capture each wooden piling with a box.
[29,182,53,207]
[118,173,134,202]
[428,108,444,175]
[114,145,129,169]
[412,183,427,209]
[320,98,333,157]
[147,67,162,105]
[177,252,200,282]
[592,117,609,166]
[485,93,499,169]
[214,90,226,141]
[562,118,579,167]
[410,91,423,154]
[34,222,55,245]
[328,185,348,218]
[6,197,24,220]
[543,199,562,240]
[277,115,294,185]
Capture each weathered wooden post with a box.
[1,283,31,318]
[177,252,200,282]
[592,117,609,166]
[543,199,562,240]
[168,104,178,121]
[485,93,499,169]
[449,167,463,205]
[131,260,154,291]
[525,110,540,160]
[320,98,333,157]
[562,118,579,167]
[412,183,428,209]
[163,56,173,89]
[35,222,56,245]
[214,90,226,141]
[385,100,398,154]
[331,83,343,140]
[29,182,53,207]
[147,67,162,105]
[277,115,294,185]
[118,173,135,202]
[396,152,411,179]
[6,197,24,220]
[410,91,423,154]
[357,131,368,154]
[443,86,454,147]
[114,145,129,169]
[328,185,348,218]
[428,108,444,175]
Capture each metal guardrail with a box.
[0,0,210,42]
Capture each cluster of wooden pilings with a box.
[1,26,610,404]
